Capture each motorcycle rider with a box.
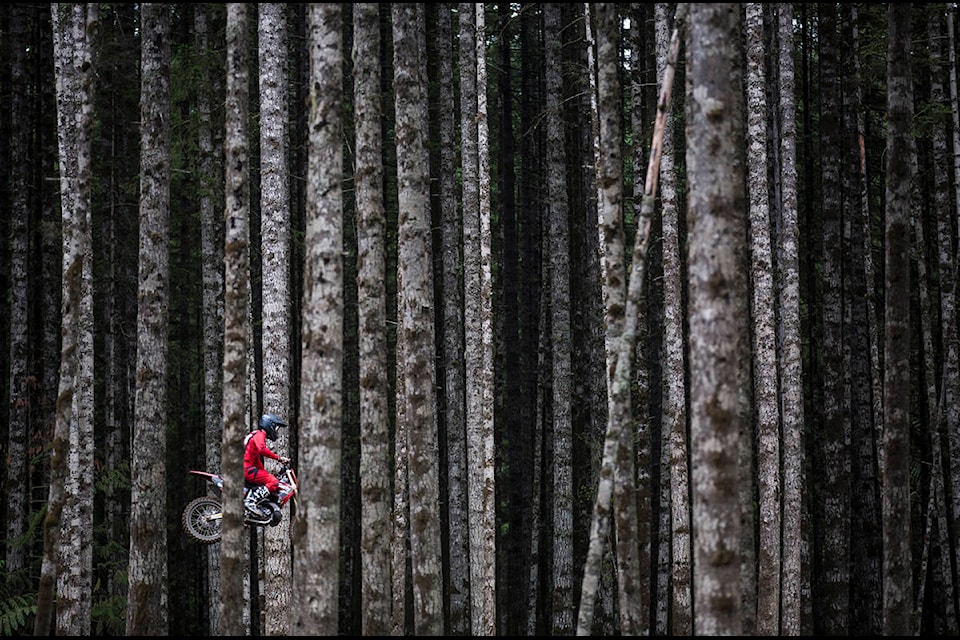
[244,413,290,514]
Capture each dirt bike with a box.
[181,463,298,544]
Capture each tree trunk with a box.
[541,5,574,635]
[934,4,960,613]
[813,5,851,634]
[933,11,960,614]
[353,3,393,634]
[914,182,958,632]
[774,4,806,634]
[474,6,498,633]
[257,5,293,634]
[946,3,960,622]
[459,3,494,635]
[585,4,645,634]
[5,2,31,576]
[561,6,611,620]
[843,6,881,632]
[195,5,224,633]
[495,4,523,627]
[430,3,470,635]
[36,5,87,633]
[57,6,97,635]
[745,4,781,634]
[126,3,170,635]
[392,346,411,636]
[628,7,654,637]
[685,4,750,635]
[40,4,64,575]
[457,2,481,625]
[219,4,251,635]
[881,4,915,634]
[293,4,343,634]
[393,4,444,634]
[653,3,692,635]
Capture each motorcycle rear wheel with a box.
[182,496,222,544]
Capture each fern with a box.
[0,594,36,637]
[95,461,131,496]
[91,596,127,636]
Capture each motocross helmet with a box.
[259,413,286,442]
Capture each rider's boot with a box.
[245,485,269,513]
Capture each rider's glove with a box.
[279,456,291,465]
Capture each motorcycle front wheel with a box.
[182,496,222,544]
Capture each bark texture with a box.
[195,6,223,632]
[745,4,781,633]
[843,7,881,631]
[578,3,644,634]
[6,2,30,576]
[293,4,343,634]
[685,4,750,635]
[815,6,850,633]
[542,5,574,635]
[474,6,498,633]
[655,4,692,635]
[881,4,915,634]
[945,5,960,617]
[775,4,805,633]
[393,4,444,634]
[436,3,469,634]
[36,5,86,633]
[57,5,98,634]
[258,5,293,633]
[353,4,393,634]
[628,7,653,636]
[126,3,170,636]
[219,4,251,635]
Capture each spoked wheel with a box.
[182,497,223,544]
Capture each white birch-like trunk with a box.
[392,346,410,636]
[64,3,97,631]
[353,4,393,634]
[126,3,170,635]
[36,6,83,633]
[258,5,293,634]
[627,7,654,637]
[57,5,97,633]
[219,4,251,635]
[775,4,806,634]
[392,5,444,634]
[459,3,486,635]
[592,4,643,634]
[194,5,223,633]
[293,4,343,634]
[685,5,749,635]
[745,5,781,634]
[475,5,498,634]
[433,3,470,635]
[654,3,692,635]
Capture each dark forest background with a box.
[2,2,960,636]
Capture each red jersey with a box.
[244,429,280,471]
